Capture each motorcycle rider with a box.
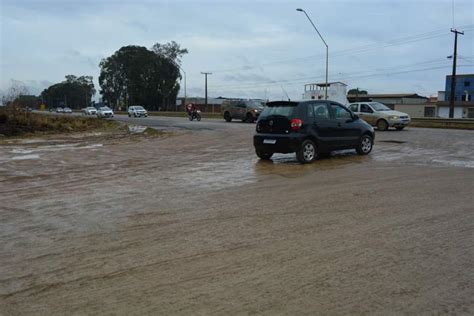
[187,103,200,120]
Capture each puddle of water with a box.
[128,125,147,134]
[10,149,34,154]
[11,154,40,160]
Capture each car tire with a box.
[224,112,232,122]
[396,126,405,130]
[256,149,273,160]
[356,134,373,155]
[376,119,389,131]
[296,139,318,164]
[128,113,131,117]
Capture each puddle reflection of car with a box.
[82,107,97,115]
[222,99,265,123]
[128,105,148,117]
[63,107,72,114]
[254,100,375,164]
[348,102,410,131]
[97,106,114,118]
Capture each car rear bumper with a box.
[254,133,304,153]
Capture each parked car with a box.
[348,102,411,130]
[254,100,375,164]
[97,106,114,118]
[128,105,148,117]
[63,107,72,113]
[83,107,97,115]
[56,107,64,113]
[222,100,265,123]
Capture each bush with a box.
[0,106,118,136]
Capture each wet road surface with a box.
[1,124,473,314]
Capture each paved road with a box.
[111,114,246,131]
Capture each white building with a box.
[302,82,349,105]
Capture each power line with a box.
[212,65,473,92]
[211,58,451,89]
[209,24,474,74]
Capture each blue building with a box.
[445,74,474,102]
[437,74,474,118]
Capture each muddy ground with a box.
[1,125,473,315]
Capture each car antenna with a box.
[280,85,290,101]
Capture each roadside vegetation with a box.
[0,106,119,137]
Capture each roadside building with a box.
[302,82,349,105]
[437,74,474,118]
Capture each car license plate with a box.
[263,139,276,144]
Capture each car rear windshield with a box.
[260,102,297,119]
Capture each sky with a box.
[1,0,473,101]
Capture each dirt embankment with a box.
[0,107,119,137]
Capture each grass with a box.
[0,106,119,137]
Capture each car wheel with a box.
[256,149,273,160]
[376,119,389,131]
[296,139,317,164]
[396,126,405,130]
[128,113,131,117]
[224,112,232,122]
[356,134,373,155]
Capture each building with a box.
[303,82,349,105]
[437,74,474,118]
[346,93,428,108]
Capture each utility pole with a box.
[449,28,464,118]
[201,72,212,112]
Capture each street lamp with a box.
[297,8,329,100]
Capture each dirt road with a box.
[1,125,473,314]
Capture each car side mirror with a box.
[351,113,359,121]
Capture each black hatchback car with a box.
[254,100,375,163]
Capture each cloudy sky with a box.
[1,0,473,101]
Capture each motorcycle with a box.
[188,110,201,121]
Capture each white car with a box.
[63,107,73,113]
[97,106,114,118]
[128,105,148,117]
[83,107,97,115]
[56,107,64,113]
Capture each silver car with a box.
[97,106,114,118]
[83,107,97,115]
[349,102,411,130]
[128,105,148,117]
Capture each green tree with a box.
[99,42,187,110]
[41,75,96,109]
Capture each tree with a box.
[40,75,96,109]
[151,41,188,65]
[99,42,187,110]
[348,88,368,95]
[1,81,30,106]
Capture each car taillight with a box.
[290,118,303,132]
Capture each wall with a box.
[394,104,426,118]
[438,106,464,118]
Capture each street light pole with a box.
[201,72,212,112]
[297,8,329,100]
